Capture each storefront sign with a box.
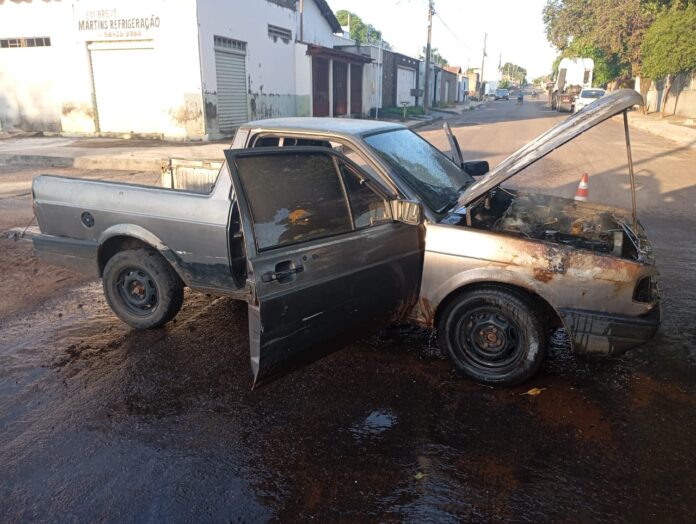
[75,6,161,40]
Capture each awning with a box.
[306,44,373,64]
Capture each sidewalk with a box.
[0,114,463,171]
[619,111,696,150]
[0,136,229,171]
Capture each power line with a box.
[433,11,474,52]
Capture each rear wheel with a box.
[438,287,546,386]
[103,248,183,329]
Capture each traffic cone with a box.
[575,173,589,201]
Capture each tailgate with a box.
[161,158,223,194]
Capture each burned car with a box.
[32,89,659,386]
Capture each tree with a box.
[642,4,696,114]
[500,62,527,85]
[542,0,655,78]
[336,10,391,48]
[419,47,449,66]
[561,39,625,86]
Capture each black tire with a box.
[102,248,183,329]
[438,287,546,387]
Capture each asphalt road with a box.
[1,99,695,522]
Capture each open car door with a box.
[224,147,425,386]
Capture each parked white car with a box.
[574,88,606,112]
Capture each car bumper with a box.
[33,234,100,276]
[559,305,660,357]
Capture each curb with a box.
[408,116,443,130]
[613,114,696,150]
[0,154,74,168]
[0,153,168,171]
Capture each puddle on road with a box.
[350,409,398,442]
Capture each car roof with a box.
[240,117,404,137]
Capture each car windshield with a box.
[364,128,473,213]
[581,89,605,99]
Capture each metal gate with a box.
[88,41,159,134]
[214,40,248,133]
[312,57,330,117]
[350,64,362,115]
[333,62,348,116]
[396,66,416,106]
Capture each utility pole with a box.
[479,32,487,98]
[423,0,434,114]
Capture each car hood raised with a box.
[458,89,643,206]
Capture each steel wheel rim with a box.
[115,267,158,317]
[454,306,525,371]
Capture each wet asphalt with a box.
[1,99,695,522]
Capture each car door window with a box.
[339,162,391,229]
[234,152,352,251]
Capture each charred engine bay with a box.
[463,189,645,261]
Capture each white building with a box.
[0,0,372,140]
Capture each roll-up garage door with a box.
[396,66,416,106]
[214,48,248,132]
[89,41,161,134]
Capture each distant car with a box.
[494,89,510,100]
[574,88,606,112]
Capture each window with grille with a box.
[213,35,246,52]
[268,24,292,43]
[0,37,51,49]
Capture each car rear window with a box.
[582,90,604,99]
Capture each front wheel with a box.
[438,287,546,386]
[103,248,184,329]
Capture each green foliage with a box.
[336,10,391,48]
[499,79,512,89]
[562,38,627,85]
[500,62,527,84]
[419,47,449,66]
[543,0,656,76]
[642,4,696,78]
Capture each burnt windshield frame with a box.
[361,128,473,214]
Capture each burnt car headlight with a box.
[634,276,658,303]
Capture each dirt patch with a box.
[0,239,89,318]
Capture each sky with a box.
[325,0,559,81]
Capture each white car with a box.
[574,88,606,112]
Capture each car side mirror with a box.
[462,160,489,177]
[391,199,422,226]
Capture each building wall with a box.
[334,44,381,116]
[197,0,339,137]
[643,71,696,118]
[467,71,479,95]
[0,0,205,139]
[440,70,457,104]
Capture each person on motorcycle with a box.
[517,91,524,105]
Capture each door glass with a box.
[235,153,352,251]
[339,163,391,229]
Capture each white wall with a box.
[298,0,337,47]
[0,2,80,132]
[1,0,343,139]
[0,0,205,139]
[197,0,339,136]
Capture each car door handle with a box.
[261,264,304,283]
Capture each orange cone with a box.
[575,173,589,201]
